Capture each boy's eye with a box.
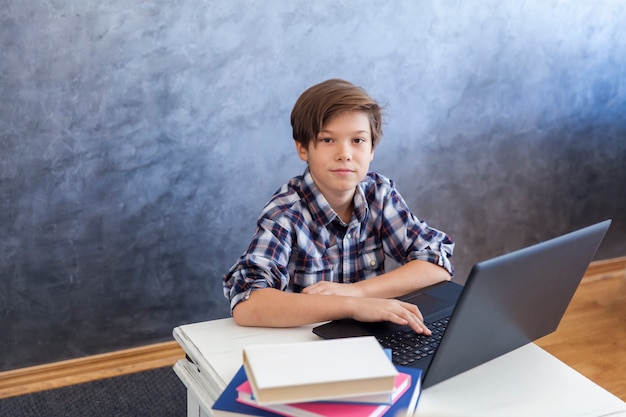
[320,137,333,143]
[353,138,366,144]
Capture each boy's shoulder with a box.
[260,174,309,220]
[361,171,395,195]
[363,171,393,186]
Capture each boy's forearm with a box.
[353,259,451,299]
[232,288,356,328]
[231,260,450,327]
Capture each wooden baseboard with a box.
[1,256,624,400]
[0,341,184,399]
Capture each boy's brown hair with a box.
[290,79,383,150]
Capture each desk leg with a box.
[187,389,210,417]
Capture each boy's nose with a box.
[336,143,352,161]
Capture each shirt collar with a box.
[300,167,368,227]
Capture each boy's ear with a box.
[295,141,308,162]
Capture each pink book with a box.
[235,372,411,417]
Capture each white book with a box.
[242,336,398,405]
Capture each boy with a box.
[223,79,454,335]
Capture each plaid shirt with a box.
[223,168,454,313]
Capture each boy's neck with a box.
[325,192,355,224]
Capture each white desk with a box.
[173,318,626,417]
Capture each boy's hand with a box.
[301,283,431,335]
[349,297,432,335]
[302,281,364,297]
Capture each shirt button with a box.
[370,260,376,267]
[345,234,351,240]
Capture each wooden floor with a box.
[535,257,626,401]
[1,257,625,401]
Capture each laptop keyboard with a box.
[376,317,450,366]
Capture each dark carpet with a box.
[0,367,186,417]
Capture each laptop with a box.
[313,220,611,388]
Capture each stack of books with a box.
[211,337,423,417]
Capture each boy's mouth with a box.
[331,169,354,175]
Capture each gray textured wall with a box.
[1,0,625,371]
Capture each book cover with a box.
[236,371,412,417]
[212,365,422,417]
[211,365,282,417]
[243,336,398,405]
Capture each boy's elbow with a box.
[443,267,452,280]
[436,265,452,282]
[232,293,268,327]
[232,301,253,327]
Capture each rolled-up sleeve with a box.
[223,217,293,314]
[381,185,455,276]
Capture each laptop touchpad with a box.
[402,293,450,317]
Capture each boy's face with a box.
[295,111,374,203]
